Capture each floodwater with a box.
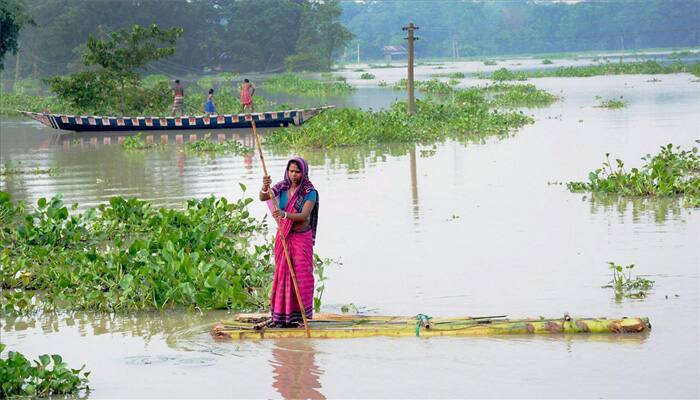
[1,63,699,398]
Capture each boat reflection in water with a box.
[270,339,325,400]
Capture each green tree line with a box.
[340,0,700,59]
[1,0,352,76]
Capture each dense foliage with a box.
[264,83,554,148]
[45,24,182,115]
[0,191,275,314]
[0,0,32,70]
[5,0,351,77]
[341,0,700,59]
[0,343,90,398]
[567,144,700,206]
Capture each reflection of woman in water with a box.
[271,340,325,400]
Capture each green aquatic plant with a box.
[483,60,498,66]
[542,59,554,65]
[0,343,90,398]
[490,68,528,81]
[482,83,558,108]
[431,72,465,79]
[597,97,627,108]
[520,60,700,78]
[120,132,157,150]
[377,80,388,87]
[264,73,354,96]
[359,72,375,80]
[313,255,340,313]
[265,86,535,148]
[183,133,252,156]
[0,161,59,176]
[0,191,276,313]
[602,262,655,300]
[567,144,700,206]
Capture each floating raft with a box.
[211,313,651,340]
[20,106,333,132]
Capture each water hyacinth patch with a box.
[360,72,375,80]
[265,85,542,148]
[264,73,354,96]
[567,144,700,206]
[596,97,627,108]
[0,343,90,398]
[183,133,252,156]
[0,191,276,314]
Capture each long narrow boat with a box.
[211,313,651,340]
[20,105,333,132]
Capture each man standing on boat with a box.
[171,79,185,116]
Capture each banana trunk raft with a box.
[211,313,651,340]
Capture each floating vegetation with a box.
[524,61,699,79]
[483,83,559,108]
[646,78,662,82]
[0,343,90,397]
[0,161,60,176]
[0,92,72,116]
[542,59,554,64]
[596,97,628,108]
[360,72,375,80]
[393,78,455,94]
[264,73,354,96]
[602,262,654,300]
[265,85,536,148]
[431,72,465,79]
[490,68,529,81]
[120,132,161,150]
[377,80,388,87]
[0,191,276,313]
[567,144,700,206]
[483,60,498,66]
[183,133,252,156]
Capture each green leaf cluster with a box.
[265,85,542,148]
[0,343,89,397]
[602,262,655,300]
[183,133,252,156]
[45,24,183,115]
[264,73,354,96]
[567,144,700,206]
[0,192,274,314]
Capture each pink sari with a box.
[269,187,314,325]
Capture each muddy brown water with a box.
[1,65,699,398]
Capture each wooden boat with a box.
[211,313,651,340]
[20,106,333,132]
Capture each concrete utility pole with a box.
[403,22,419,115]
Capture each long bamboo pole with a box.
[250,118,311,338]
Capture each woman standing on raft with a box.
[260,157,319,327]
